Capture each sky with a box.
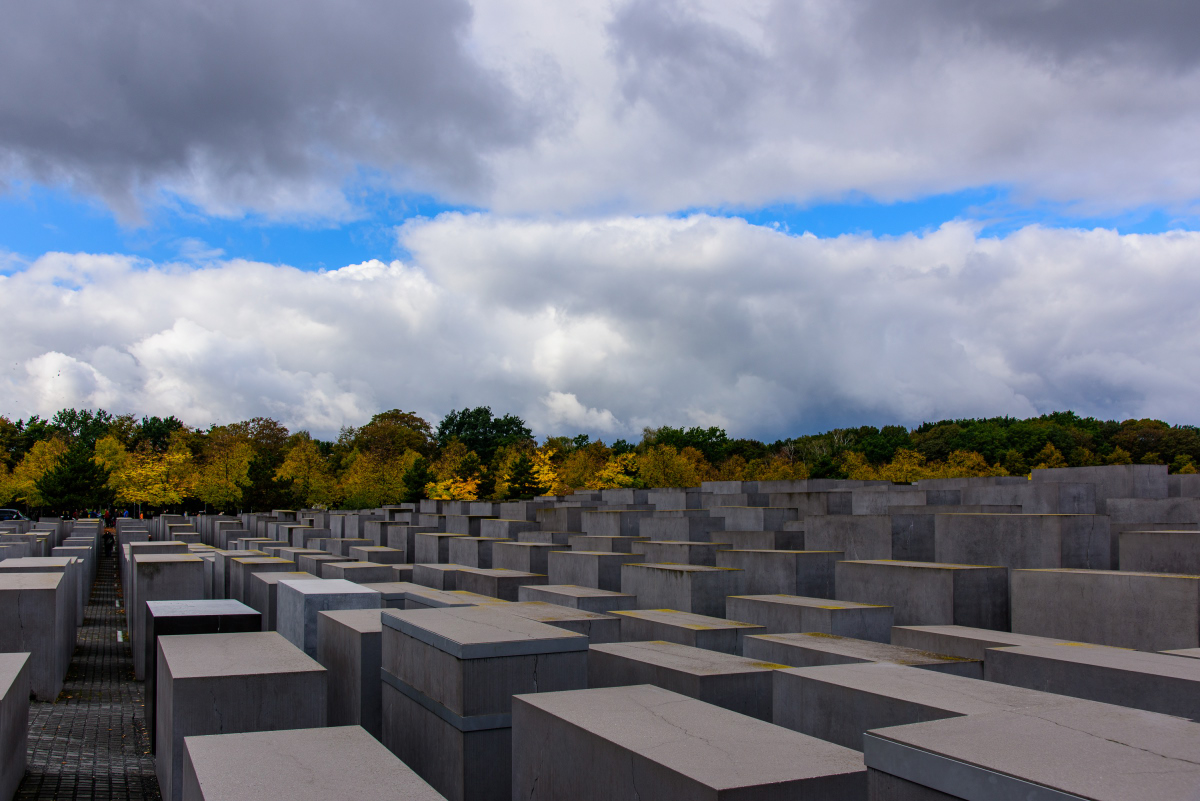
[2,0,1199,441]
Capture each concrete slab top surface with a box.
[1162,648,1200,659]
[158,631,325,678]
[230,556,294,565]
[612,609,761,630]
[131,554,203,564]
[992,643,1200,677]
[146,600,258,617]
[382,604,587,658]
[0,572,64,590]
[893,625,1118,653]
[780,661,1107,715]
[592,641,788,674]
[518,684,864,787]
[251,571,320,585]
[182,725,445,801]
[460,567,543,578]
[0,651,29,688]
[0,556,77,567]
[317,608,383,633]
[503,601,615,623]
[277,578,381,596]
[1018,567,1200,580]
[732,594,889,610]
[526,584,633,599]
[842,559,1003,570]
[624,562,740,573]
[719,549,842,555]
[866,706,1200,800]
[748,632,976,667]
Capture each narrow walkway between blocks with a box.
[17,551,162,800]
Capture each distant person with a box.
[103,529,115,558]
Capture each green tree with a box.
[435,407,533,464]
[401,457,435,503]
[34,442,112,512]
[504,454,542,500]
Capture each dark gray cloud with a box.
[0,0,540,218]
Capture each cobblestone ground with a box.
[17,551,162,800]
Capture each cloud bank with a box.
[2,0,1199,219]
[3,216,1198,439]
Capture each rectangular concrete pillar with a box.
[316,609,383,738]
[726,595,894,641]
[834,560,1008,630]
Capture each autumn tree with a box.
[35,442,112,511]
[636,445,711,488]
[401,457,435,503]
[194,427,255,511]
[8,438,69,507]
[275,435,337,508]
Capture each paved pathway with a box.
[17,552,162,800]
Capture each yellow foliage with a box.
[636,445,711,488]
[194,437,254,511]
[276,438,338,508]
[338,448,417,508]
[587,453,640,490]
[0,462,14,505]
[424,476,480,501]
[557,444,611,490]
[113,444,195,508]
[9,438,69,506]
[839,450,878,480]
[1106,446,1134,465]
[1032,443,1069,470]
[840,448,1006,483]
[532,448,566,496]
[716,455,747,481]
[744,455,810,481]
[1180,461,1199,475]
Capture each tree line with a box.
[0,408,1195,515]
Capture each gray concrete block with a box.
[806,515,903,561]
[317,609,383,738]
[548,550,643,591]
[568,534,648,553]
[181,725,446,801]
[715,549,839,598]
[612,609,763,654]
[1119,529,1200,574]
[581,509,655,538]
[156,631,327,801]
[772,660,1088,750]
[633,540,723,565]
[380,604,588,800]
[276,579,382,657]
[711,506,799,531]
[835,561,1008,630]
[501,602,619,643]
[0,652,30,800]
[620,563,744,617]
[144,600,262,752]
[512,684,867,800]
[295,553,351,575]
[245,571,321,630]
[1011,568,1200,650]
[934,513,1111,570]
[413,563,469,591]
[414,533,466,564]
[517,529,573,546]
[455,568,547,601]
[132,555,206,679]
[588,640,782,719]
[328,538,375,557]
[863,702,1200,800]
[726,595,894,641]
[491,541,557,574]
[228,556,296,604]
[536,506,590,532]
[889,624,1121,662]
[985,642,1200,720]
[479,519,539,539]
[346,545,407,565]
[743,632,981,677]
[320,561,396,584]
[447,536,509,569]
[708,529,807,550]
[638,515,725,542]
[516,584,638,613]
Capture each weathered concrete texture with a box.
[806,515,915,562]
[455,568,548,601]
[742,632,981,677]
[772,660,1091,750]
[1119,529,1200,574]
[726,595,894,641]
[516,584,638,613]
[320,561,395,583]
[490,541,557,574]
[276,579,382,657]
[500,602,619,643]
[621,563,744,617]
[413,563,469,591]
[143,601,262,753]
[639,515,725,542]
[708,529,806,550]
[414,533,467,564]
[588,640,783,720]
[632,540,723,565]
[227,556,295,604]
[569,535,647,553]
[1010,568,1200,651]
[835,561,1009,630]
[581,509,654,538]
[446,537,509,569]
[374,582,510,610]
[934,513,1111,570]
[0,572,69,699]
[710,505,799,531]
[889,624,1122,663]
[316,609,383,738]
[985,642,1200,721]
[328,538,375,557]
[380,605,588,801]
[612,609,763,655]
[155,631,327,801]
[512,684,867,800]
[714,549,839,598]
[181,726,446,801]
[548,550,643,592]
[130,555,207,680]
[863,702,1200,800]
[295,552,351,576]
[347,545,407,565]
[0,652,30,800]
[245,571,321,631]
